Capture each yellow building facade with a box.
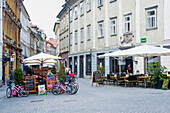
[2,0,23,79]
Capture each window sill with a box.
[98,5,103,8]
[110,0,117,3]
[87,39,91,41]
[70,44,72,46]
[98,36,104,39]
[80,14,84,17]
[81,41,84,43]
[75,43,77,45]
[87,10,91,13]
[70,21,72,23]
[74,17,78,20]
[111,34,117,36]
[123,32,132,36]
[146,27,158,31]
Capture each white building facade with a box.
[20,3,31,72]
[58,0,170,78]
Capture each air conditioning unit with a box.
[2,0,6,8]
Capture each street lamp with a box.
[4,50,8,57]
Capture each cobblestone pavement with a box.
[1,79,170,113]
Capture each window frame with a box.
[98,0,103,7]
[110,18,117,35]
[98,21,104,38]
[75,30,78,45]
[86,0,91,12]
[146,8,157,29]
[80,2,84,16]
[87,25,91,41]
[70,33,72,46]
[80,28,84,43]
[124,14,132,33]
[74,6,78,20]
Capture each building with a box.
[57,6,69,67]
[58,0,170,78]
[46,38,56,56]
[53,20,60,69]
[2,0,23,80]
[20,3,31,73]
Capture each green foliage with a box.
[58,63,67,82]
[147,62,167,84]
[162,79,169,90]
[14,67,24,85]
[26,67,33,76]
[51,65,57,74]
[97,65,105,76]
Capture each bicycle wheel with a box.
[21,89,29,97]
[52,86,61,95]
[6,87,12,98]
[72,85,78,94]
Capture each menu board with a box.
[25,76,36,93]
[46,77,55,89]
[92,71,104,86]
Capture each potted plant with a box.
[51,65,57,75]
[26,67,33,76]
[97,65,105,76]
[14,67,24,85]
[58,63,67,83]
[147,62,167,89]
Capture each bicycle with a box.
[6,82,29,98]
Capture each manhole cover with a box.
[63,100,76,102]
[30,100,44,103]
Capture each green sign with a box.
[141,38,147,43]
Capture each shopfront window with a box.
[86,55,91,75]
[74,57,77,75]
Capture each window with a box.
[87,0,91,12]
[70,10,72,22]
[98,0,103,7]
[110,18,116,35]
[146,8,157,29]
[70,33,72,45]
[125,14,131,33]
[87,25,91,40]
[74,6,78,19]
[80,2,84,16]
[81,28,84,42]
[98,21,104,38]
[75,30,78,44]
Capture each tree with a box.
[14,67,24,85]
[58,63,67,82]
[51,65,57,74]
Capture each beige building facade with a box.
[58,0,170,78]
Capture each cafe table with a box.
[120,76,129,87]
[137,76,151,88]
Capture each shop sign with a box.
[141,38,147,43]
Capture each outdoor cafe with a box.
[98,45,170,89]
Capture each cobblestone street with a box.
[1,78,170,113]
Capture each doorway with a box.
[79,56,84,78]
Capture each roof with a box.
[53,20,60,32]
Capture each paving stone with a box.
[0,79,170,113]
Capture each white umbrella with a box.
[98,45,170,58]
[23,53,61,76]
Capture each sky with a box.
[23,0,65,39]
